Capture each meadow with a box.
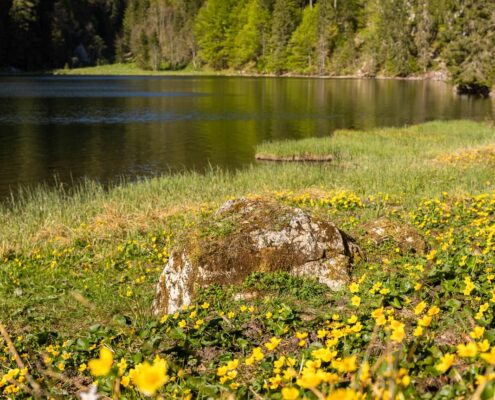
[1,120,495,399]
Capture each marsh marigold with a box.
[130,357,169,396]
[88,347,114,377]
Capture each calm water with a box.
[0,75,494,198]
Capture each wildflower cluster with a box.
[1,191,495,398]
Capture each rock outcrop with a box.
[364,217,428,255]
[153,198,361,314]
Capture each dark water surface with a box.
[0,75,494,198]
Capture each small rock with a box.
[364,217,429,255]
[153,198,361,314]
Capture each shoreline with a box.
[2,64,450,83]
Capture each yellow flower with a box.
[78,363,87,372]
[351,296,361,307]
[296,370,324,388]
[274,356,286,370]
[311,348,337,362]
[470,326,485,339]
[295,332,308,340]
[463,276,475,296]
[226,359,239,370]
[332,356,357,373]
[178,320,187,328]
[427,305,440,316]
[265,337,282,351]
[327,388,357,400]
[201,302,210,309]
[349,282,359,293]
[436,354,455,373]
[414,301,427,315]
[130,357,169,396]
[269,374,282,389]
[380,288,391,295]
[287,357,296,367]
[283,367,297,380]
[266,312,273,319]
[481,348,495,365]
[121,375,131,387]
[390,321,406,343]
[117,358,127,376]
[478,340,490,353]
[414,283,422,291]
[88,347,114,377]
[227,311,235,319]
[245,347,264,365]
[413,326,424,337]
[418,315,432,327]
[457,342,478,358]
[281,386,299,400]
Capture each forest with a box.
[1,0,494,92]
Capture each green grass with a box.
[2,120,495,398]
[53,63,226,76]
[256,136,335,159]
[2,120,494,253]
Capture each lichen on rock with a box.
[153,198,361,314]
[364,217,429,255]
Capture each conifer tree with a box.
[441,0,495,94]
[286,4,319,73]
[194,0,237,69]
[230,0,270,69]
[267,0,301,74]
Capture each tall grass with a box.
[1,120,494,252]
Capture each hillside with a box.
[1,1,494,93]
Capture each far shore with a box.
[0,63,451,82]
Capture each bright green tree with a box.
[266,0,301,74]
[286,4,319,73]
[230,0,270,69]
[194,0,237,69]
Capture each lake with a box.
[0,75,493,198]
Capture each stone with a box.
[364,217,428,255]
[153,198,361,314]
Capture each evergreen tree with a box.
[230,0,270,69]
[372,0,415,76]
[441,0,495,94]
[266,0,301,74]
[194,0,237,69]
[286,4,319,73]
[8,0,42,69]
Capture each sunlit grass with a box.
[2,120,495,398]
[2,120,495,252]
[53,63,224,76]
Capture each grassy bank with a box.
[53,63,225,76]
[1,120,495,399]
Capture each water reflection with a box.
[0,76,493,197]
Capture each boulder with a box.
[364,217,428,255]
[153,198,361,314]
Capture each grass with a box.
[256,137,335,161]
[53,63,228,76]
[1,120,495,398]
[2,120,494,252]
